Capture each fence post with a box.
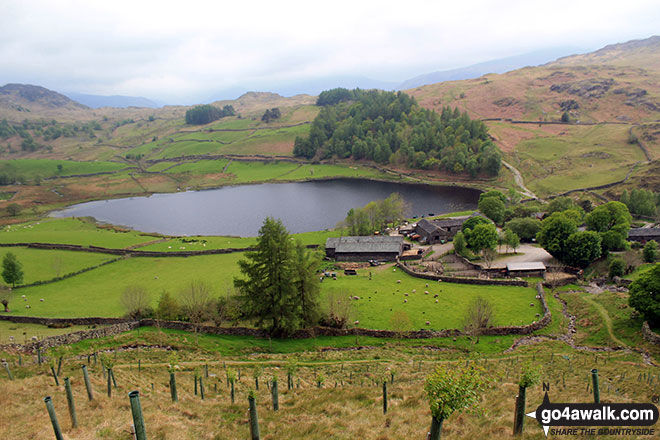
[129,391,147,440]
[272,379,279,411]
[513,385,526,435]
[170,372,178,402]
[107,368,112,398]
[3,361,13,380]
[383,381,388,414]
[200,376,205,400]
[44,396,64,440]
[64,377,78,428]
[248,394,261,440]
[592,369,600,404]
[82,365,93,401]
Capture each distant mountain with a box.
[64,92,160,108]
[0,83,88,111]
[398,47,583,90]
[406,36,660,123]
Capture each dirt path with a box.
[581,296,628,347]
[501,160,537,199]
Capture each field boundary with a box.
[642,321,660,345]
[396,260,529,287]
[0,284,551,352]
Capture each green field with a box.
[322,265,542,330]
[0,320,96,344]
[0,159,127,180]
[0,218,157,248]
[0,247,113,285]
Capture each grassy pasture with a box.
[0,320,94,344]
[0,218,157,249]
[322,264,542,330]
[0,247,113,285]
[0,159,126,180]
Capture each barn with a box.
[414,219,450,244]
[628,228,660,244]
[325,236,406,261]
[506,262,546,277]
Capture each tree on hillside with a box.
[563,231,602,268]
[504,228,520,253]
[424,364,487,440]
[536,213,578,263]
[505,217,541,242]
[643,240,658,263]
[6,203,21,217]
[341,193,409,235]
[1,252,23,287]
[179,281,216,325]
[628,263,660,327]
[585,201,632,253]
[291,240,322,327]
[261,107,282,123]
[234,217,321,336]
[185,104,235,125]
[478,196,505,224]
[466,223,498,255]
[461,215,492,233]
[120,285,152,319]
[0,289,10,312]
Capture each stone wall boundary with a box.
[642,321,660,345]
[0,282,551,351]
[396,260,529,287]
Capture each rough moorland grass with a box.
[0,246,113,285]
[0,217,156,249]
[0,332,654,440]
[512,124,645,195]
[162,159,229,174]
[0,159,126,180]
[320,264,542,330]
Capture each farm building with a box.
[414,219,450,244]
[506,262,546,277]
[325,236,407,261]
[432,218,466,236]
[628,228,660,244]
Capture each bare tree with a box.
[120,285,152,319]
[51,256,64,278]
[322,289,354,328]
[179,281,216,325]
[482,248,498,272]
[463,296,494,345]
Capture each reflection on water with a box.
[53,179,480,236]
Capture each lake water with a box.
[52,179,480,236]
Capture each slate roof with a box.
[433,218,465,228]
[506,262,546,271]
[416,219,441,235]
[628,228,660,237]
[326,236,404,254]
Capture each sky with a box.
[2,0,660,104]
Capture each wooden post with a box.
[592,369,600,404]
[272,379,279,411]
[513,385,526,435]
[383,381,388,414]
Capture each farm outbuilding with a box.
[506,262,546,277]
[325,236,407,261]
[628,228,660,244]
[414,219,451,244]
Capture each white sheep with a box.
[354,320,360,326]
[404,299,407,303]
[425,321,431,325]
[40,298,44,302]
[396,280,401,284]
[435,299,439,303]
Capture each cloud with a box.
[1,0,659,103]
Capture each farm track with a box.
[506,290,657,366]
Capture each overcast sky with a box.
[2,0,659,104]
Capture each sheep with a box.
[354,320,360,326]
[425,283,429,287]
[412,289,416,293]
[424,291,429,295]
[404,293,409,297]
[425,321,431,325]
[396,280,401,284]
[404,299,408,303]
[530,303,535,307]
[433,294,439,298]
[40,298,44,302]
[435,299,439,303]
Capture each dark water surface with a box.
[52,179,480,236]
